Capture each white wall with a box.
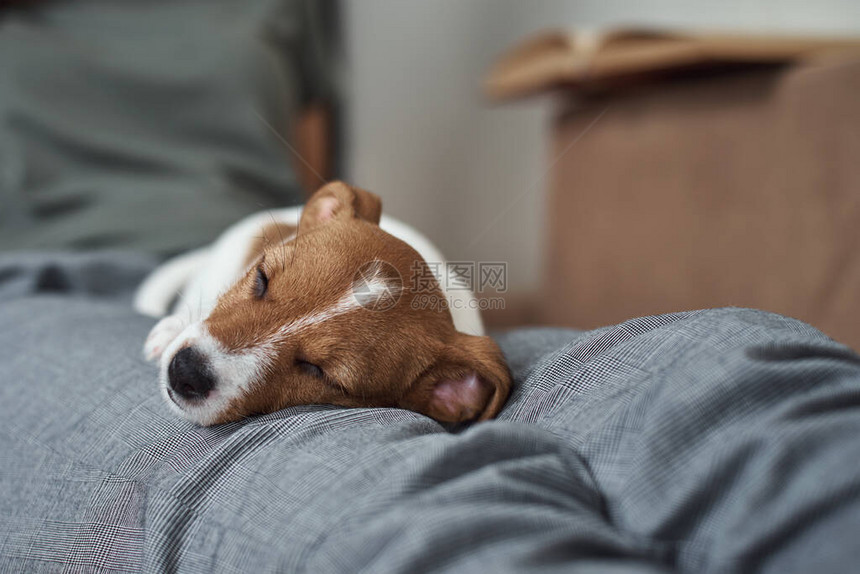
[344,0,860,292]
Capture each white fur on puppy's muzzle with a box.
[159,322,268,426]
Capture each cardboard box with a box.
[487,30,860,349]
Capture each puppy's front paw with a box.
[144,315,186,362]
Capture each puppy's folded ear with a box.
[400,333,512,423]
[300,181,382,231]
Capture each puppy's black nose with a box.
[168,347,215,400]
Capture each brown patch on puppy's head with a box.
[243,221,297,270]
[164,181,511,426]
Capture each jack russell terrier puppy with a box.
[135,181,511,426]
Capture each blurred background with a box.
[2,0,860,346]
[346,0,860,293]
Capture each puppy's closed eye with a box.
[297,359,352,396]
[253,267,268,299]
[296,359,324,379]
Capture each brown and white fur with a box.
[135,181,511,426]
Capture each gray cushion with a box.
[1,253,859,572]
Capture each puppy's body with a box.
[136,207,484,335]
[137,182,510,426]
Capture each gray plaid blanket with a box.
[1,252,859,573]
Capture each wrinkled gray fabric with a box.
[1,253,859,573]
[0,0,334,253]
[0,251,157,305]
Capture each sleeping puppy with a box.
[136,181,511,426]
